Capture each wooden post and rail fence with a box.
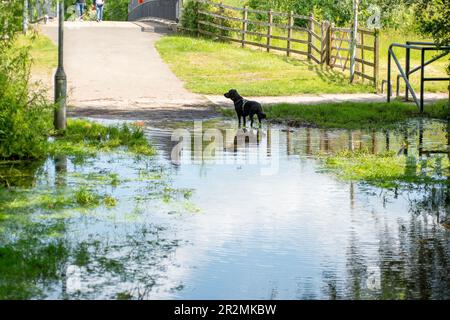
[180,0,380,89]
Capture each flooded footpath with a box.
[1,118,449,299]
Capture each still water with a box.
[146,119,450,300]
[1,119,449,299]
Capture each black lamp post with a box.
[54,0,67,131]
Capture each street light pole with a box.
[54,0,67,131]
[349,0,359,83]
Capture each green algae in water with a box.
[320,149,450,189]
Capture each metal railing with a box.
[128,0,181,22]
[387,42,450,112]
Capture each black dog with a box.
[224,89,266,127]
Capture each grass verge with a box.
[155,35,374,96]
[221,101,449,129]
[16,33,57,73]
[156,30,449,96]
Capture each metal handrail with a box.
[387,42,450,112]
[396,50,449,97]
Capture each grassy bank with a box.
[155,35,373,96]
[221,101,449,129]
[156,30,448,96]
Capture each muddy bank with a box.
[68,103,221,123]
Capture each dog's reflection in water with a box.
[225,128,267,153]
[171,127,269,165]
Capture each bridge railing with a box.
[128,0,181,22]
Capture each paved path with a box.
[41,21,215,121]
[206,92,448,107]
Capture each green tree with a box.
[415,0,450,48]
[246,0,416,28]
[415,0,450,103]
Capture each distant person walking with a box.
[95,0,105,22]
[76,0,86,20]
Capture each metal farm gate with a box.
[329,25,379,85]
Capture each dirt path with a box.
[41,21,217,121]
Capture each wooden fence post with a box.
[287,11,293,57]
[308,14,314,61]
[267,9,273,53]
[374,28,380,91]
[320,21,329,64]
[360,30,365,80]
[355,30,360,77]
[327,23,334,66]
[242,5,248,47]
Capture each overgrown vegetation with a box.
[221,100,449,129]
[0,1,54,160]
[48,119,156,158]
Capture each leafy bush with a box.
[181,0,239,37]
[415,0,450,73]
[181,0,204,31]
[103,0,130,21]
[0,1,53,160]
